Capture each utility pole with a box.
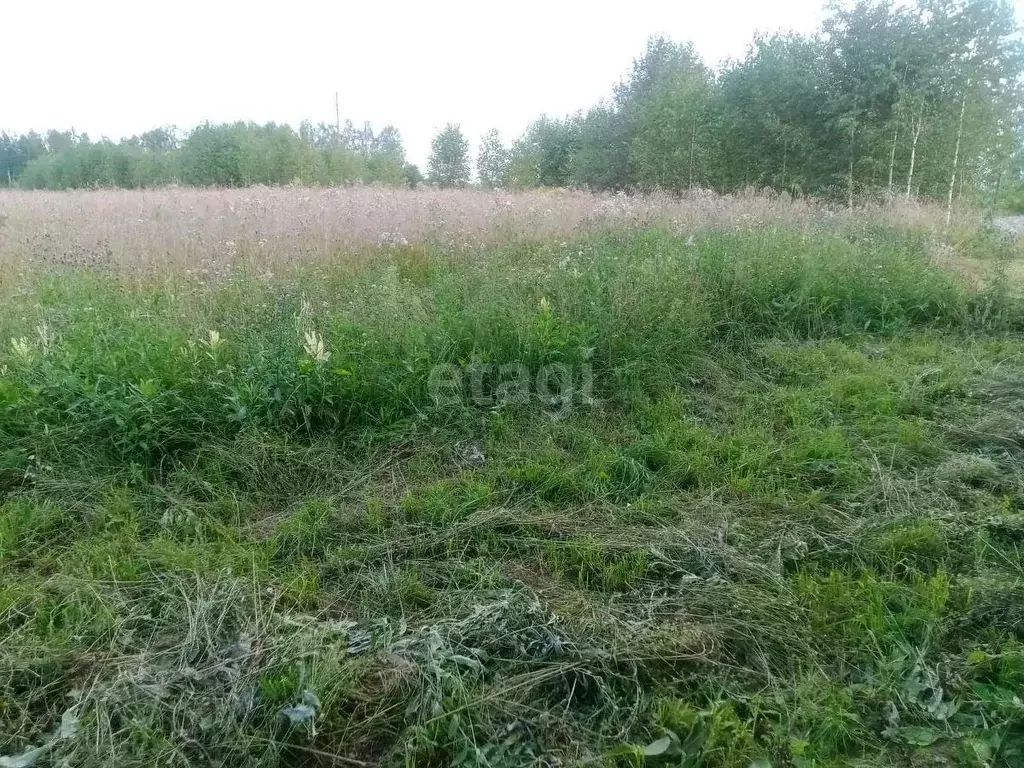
[334,92,340,137]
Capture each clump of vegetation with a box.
[1,210,1024,766]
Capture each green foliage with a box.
[506,115,581,188]
[14,120,409,189]
[3,218,1024,766]
[628,54,713,191]
[0,131,47,186]
[428,123,471,188]
[0,500,65,562]
[403,161,424,188]
[571,104,633,190]
[715,33,825,193]
[459,1,1021,203]
[465,6,1021,202]
[476,128,509,188]
[5,0,1021,202]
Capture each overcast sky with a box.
[4,0,1020,168]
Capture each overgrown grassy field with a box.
[1,190,1023,767]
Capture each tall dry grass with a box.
[0,186,962,275]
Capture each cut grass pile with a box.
[1,221,1023,766]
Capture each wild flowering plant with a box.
[302,330,330,364]
[10,337,33,360]
[36,322,56,355]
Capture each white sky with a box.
[3,0,1020,168]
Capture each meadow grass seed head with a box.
[295,298,315,331]
[36,322,56,354]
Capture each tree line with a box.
[3,0,1022,207]
[435,0,1023,208]
[0,120,419,189]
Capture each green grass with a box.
[1,225,1024,766]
